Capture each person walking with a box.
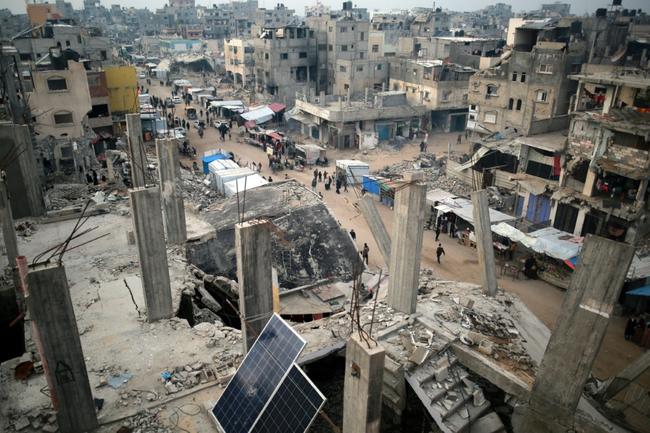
[436,243,445,264]
[350,229,356,241]
[435,225,441,242]
[336,177,341,194]
[343,177,348,192]
[311,176,317,190]
[457,134,462,145]
[318,171,323,182]
[362,243,369,265]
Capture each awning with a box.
[244,120,256,129]
[426,189,458,206]
[267,132,283,141]
[268,102,286,113]
[434,196,515,226]
[453,147,491,172]
[491,223,583,261]
[210,100,245,108]
[241,106,274,124]
[626,285,650,297]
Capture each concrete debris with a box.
[14,220,37,237]
[44,183,90,210]
[120,408,173,433]
[178,168,222,211]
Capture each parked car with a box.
[174,127,186,137]
[172,96,182,104]
[138,72,146,79]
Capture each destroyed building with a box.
[186,180,361,289]
[289,90,428,149]
[396,36,504,70]
[467,17,588,136]
[223,38,255,87]
[389,59,475,132]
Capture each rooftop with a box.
[570,69,650,89]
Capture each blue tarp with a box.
[626,285,650,297]
[202,153,228,174]
[362,176,381,196]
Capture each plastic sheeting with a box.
[223,174,268,197]
[490,223,582,261]
[241,106,274,124]
[434,197,515,226]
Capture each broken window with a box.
[339,65,347,72]
[486,84,497,97]
[328,44,333,52]
[280,53,288,60]
[372,44,379,53]
[341,45,348,52]
[521,72,526,83]
[340,26,347,33]
[508,98,514,110]
[53,111,73,124]
[359,52,364,59]
[360,32,364,40]
[538,64,553,74]
[47,77,68,91]
[516,99,522,110]
[299,52,307,58]
[512,72,517,81]
[356,65,364,72]
[536,90,548,102]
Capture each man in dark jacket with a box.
[436,243,445,264]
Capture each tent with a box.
[434,197,515,227]
[202,153,230,174]
[335,160,369,185]
[241,106,274,125]
[223,174,268,197]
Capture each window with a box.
[538,64,553,74]
[280,53,288,60]
[318,44,327,50]
[65,40,70,47]
[571,63,581,73]
[328,26,333,32]
[521,72,526,83]
[340,26,347,33]
[360,32,364,40]
[356,65,364,72]
[372,44,379,53]
[299,52,307,58]
[100,50,107,60]
[359,52,364,59]
[441,90,451,101]
[328,44,333,52]
[462,93,468,102]
[341,45,348,52]
[516,99,522,110]
[47,77,67,91]
[53,111,73,125]
[344,83,349,90]
[486,84,497,97]
[376,64,382,71]
[339,65,347,72]
[470,104,477,111]
[484,111,497,124]
[536,90,548,102]
[512,72,517,82]
[264,53,269,60]
[508,98,514,110]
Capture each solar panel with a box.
[212,314,307,433]
[250,364,326,433]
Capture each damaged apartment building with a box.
[389,59,475,132]
[467,17,588,136]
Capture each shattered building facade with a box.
[389,59,475,132]
[467,18,588,136]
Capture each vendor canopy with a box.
[433,192,515,226]
[491,223,582,261]
[241,106,274,124]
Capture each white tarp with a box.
[336,160,369,185]
[426,189,457,207]
[435,197,515,226]
[208,158,238,174]
[212,167,254,193]
[241,106,274,124]
[223,174,268,197]
[491,223,582,260]
[210,100,245,108]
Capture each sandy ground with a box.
[145,77,650,394]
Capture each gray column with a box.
[342,334,385,433]
[27,263,98,433]
[0,178,18,267]
[359,195,391,265]
[105,151,115,181]
[471,190,498,296]
[235,219,273,353]
[513,236,635,433]
[126,113,147,188]
[387,171,426,314]
[129,187,172,322]
[156,138,187,244]
[597,349,650,402]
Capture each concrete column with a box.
[129,187,172,322]
[513,235,635,433]
[359,195,391,265]
[27,263,98,433]
[156,138,187,244]
[636,178,648,206]
[573,207,588,236]
[235,219,273,353]
[105,151,115,182]
[387,172,427,314]
[342,333,385,433]
[0,178,18,267]
[126,113,147,188]
[582,169,597,197]
[471,190,498,296]
[520,191,531,220]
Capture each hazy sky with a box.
[3,0,647,16]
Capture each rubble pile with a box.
[160,361,218,395]
[15,221,37,237]
[178,169,222,212]
[374,153,473,197]
[44,183,91,210]
[118,408,173,433]
[4,407,58,432]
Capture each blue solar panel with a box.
[250,364,326,433]
[212,314,306,433]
